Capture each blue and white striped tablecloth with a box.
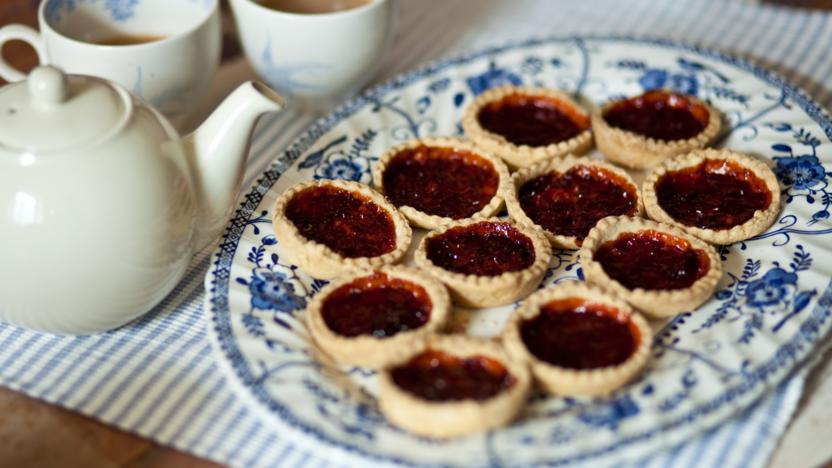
[2,1,831,466]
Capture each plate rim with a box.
[204,34,832,466]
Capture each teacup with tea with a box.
[0,0,221,128]
[230,0,399,109]
[259,0,372,14]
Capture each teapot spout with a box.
[185,81,284,251]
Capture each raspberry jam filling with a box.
[382,145,500,219]
[521,298,639,369]
[519,165,637,242]
[391,349,515,401]
[655,159,772,230]
[426,222,536,276]
[322,272,431,339]
[603,90,709,141]
[477,93,589,147]
[285,185,396,258]
[593,230,710,290]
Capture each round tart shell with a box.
[372,137,512,230]
[642,148,781,245]
[503,282,652,396]
[306,266,450,369]
[579,216,722,318]
[505,155,644,249]
[591,91,721,170]
[272,179,412,279]
[414,218,552,308]
[463,85,593,170]
[378,334,531,438]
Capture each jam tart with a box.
[592,90,721,169]
[642,148,781,244]
[272,179,411,279]
[414,218,552,307]
[505,156,643,249]
[503,282,651,396]
[306,266,450,369]
[373,137,511,230]
[463,85,593,169]
[580,216,722,318]
[378,334,531,438]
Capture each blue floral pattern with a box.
[47,0,142,23]
[206,37,832,467]
[234,234,309,332]
[698,245,817,343]
[617,57,750,107]
[296,129,378,183]
[768,122,832,224]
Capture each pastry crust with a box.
[592,91,721,170]
[463,85,593,169]
[272,179,412,279]
[502,282,652,396]
[579,216,722,318]
[642,148,782,244]
[505,155,644,249]
[372,137,512,230]
[305,266,451,369]
[377,334,531,438]
[414,218,552,307]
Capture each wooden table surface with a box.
[1,1,831,467]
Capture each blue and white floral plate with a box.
[205,37,832,466]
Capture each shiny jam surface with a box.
[477,93,589,147]
[426,222,536,276]
[391,349,515,401]
[593,230,710,291]
[519,165,637,242]
[656,159,772,230]
[603,90,709,141]
[322,272,431,338]
[382,145,500,219]
[285,185,396,258]
[521,298,639,369]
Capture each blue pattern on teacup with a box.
[46,0,212,24]
[257,40,327,93]
[47,0,141,23]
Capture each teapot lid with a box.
[0,66,130,153]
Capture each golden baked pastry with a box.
[414,218,552,307]
[306,266,450,369]
[505,156,643,249]
[463,85,592,169]
[580,216,722,318]
[503,281,652,396]
[592,90,721,169]
[378,334,531,438]
[372,137,511,230]
[272,179,411,279]
[642,148,781,244]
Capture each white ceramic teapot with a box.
[0,66,284,334]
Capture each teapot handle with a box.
[0,24,48,82]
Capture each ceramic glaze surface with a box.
[0,67,284,334]
[0,0,221,128]
[0,101,194,334]
[205,37,832,466]
[230,0,398,107]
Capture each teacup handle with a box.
[0,24,48,82]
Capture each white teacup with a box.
[229,0,399,110]
[0,0,221,128]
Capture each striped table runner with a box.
[2,1,831,466]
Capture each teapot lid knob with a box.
[0,66,131,152]
[27,66,69,108]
